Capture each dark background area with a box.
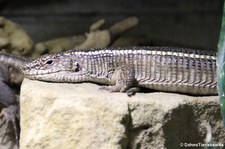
[0,0,224,50]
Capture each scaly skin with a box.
[21,46,217,95]
[0,52,28,146]
[0,51,28,85]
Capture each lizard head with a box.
[21,52,87,82]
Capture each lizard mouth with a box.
[21,65,89,82]
[22,70,90,83]
[21,64,71,77]
[21,66,60,77]
[22,69,74,77]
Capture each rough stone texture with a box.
[20,79,225,149]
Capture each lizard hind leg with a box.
[100,64,136,95]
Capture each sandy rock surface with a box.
[20,79,225,149]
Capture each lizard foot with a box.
[99,85,121,92]
[126,87,140,96]
[99,86,140,96]
[99,85,130,93]
[0,105,19,146]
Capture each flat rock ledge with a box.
[20,79,225,149]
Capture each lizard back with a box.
[22,47,217,95]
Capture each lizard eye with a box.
[45,60,54,65]
[74,63,80,72]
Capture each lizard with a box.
[21,46,217,96]
[0,52,28,146]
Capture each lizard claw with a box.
[126,87,140,97]
[99,85,111,91]
[99,86,106,90]
[0,105,19,147]
[99,86,140,96]
[99,85,121,92]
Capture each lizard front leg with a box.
[100,65,139,96]
[0,105,19,146]
[0,65,20,146]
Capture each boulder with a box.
[20,79,225,149]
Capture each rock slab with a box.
[20,79,225,149]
